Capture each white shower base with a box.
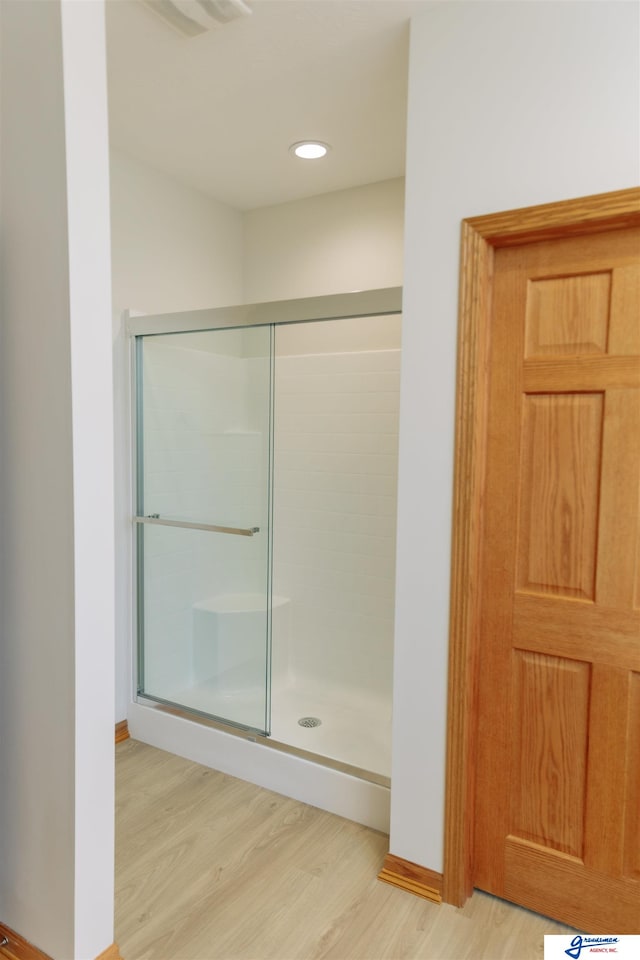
[270,680,391,779]
[158,675,391,780]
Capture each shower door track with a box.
[126,286,402,338]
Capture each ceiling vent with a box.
[141,0,253,37]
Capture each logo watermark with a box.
[544,936,640,959]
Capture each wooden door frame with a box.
[443,186,640,907]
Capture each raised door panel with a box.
[524,271,612,357]
[517,393,603,600]
[596,388,640,608]
[511,652,590,859]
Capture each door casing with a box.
[443,186,640,907]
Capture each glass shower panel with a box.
[270,314,401,777]
[136,326,273,734]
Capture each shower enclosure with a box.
[132,288,401,783]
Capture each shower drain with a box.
[298,716,322,728]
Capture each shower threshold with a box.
[135,693,391,789]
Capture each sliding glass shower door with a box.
[135,325,273,734]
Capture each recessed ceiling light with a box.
[290,141,331,160]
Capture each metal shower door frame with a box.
[127,286,402,744]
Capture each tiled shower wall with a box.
[272,341,401,701]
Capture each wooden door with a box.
[473,224,640,932]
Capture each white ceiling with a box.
[105,0,426,211]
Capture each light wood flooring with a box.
[116,739,575,960]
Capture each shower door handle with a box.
[134,515,260,537]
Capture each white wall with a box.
[110,149,244,316]
[392,0,640,873]
[0,2,115,957]
[244,177,404,301]
[111,150,245,720]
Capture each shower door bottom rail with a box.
[134,515,260,537]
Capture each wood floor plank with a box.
[116,740,575,960]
